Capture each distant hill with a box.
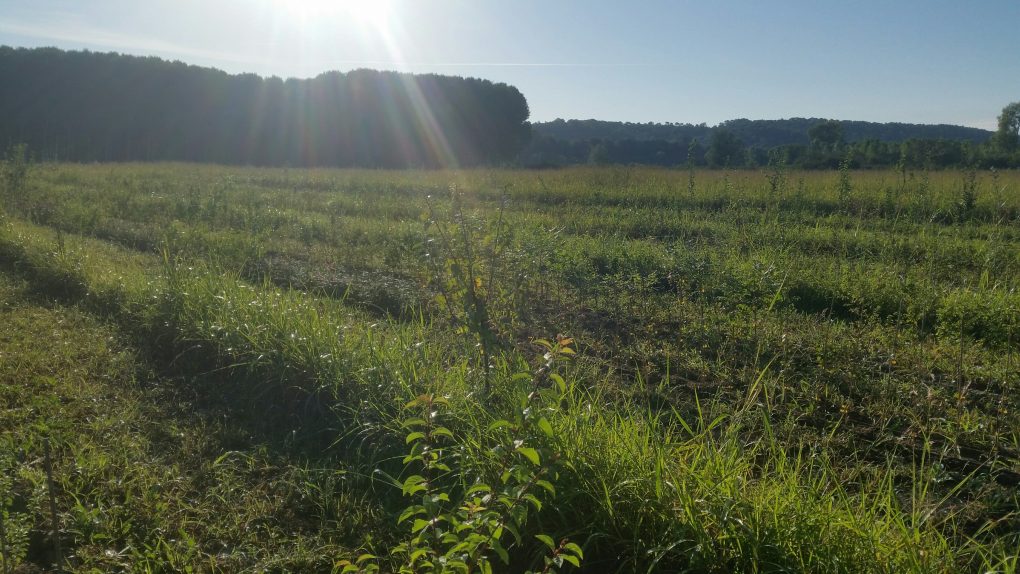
[534,118,993,147]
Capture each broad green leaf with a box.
[537,417,554,438]
[487,419,513,431]
[549,373,567,394]
[491,538,510,564]
[523,493,542,511]
[516,446,541,466]
[535,534,555,550]
[402,475,427,496]
[411,518,430,533]
[398,505,425,523]
[502,521,521,543]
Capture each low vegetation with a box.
[1,158,1018,572]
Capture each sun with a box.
[344,0,393,28]
[276,0,393,28]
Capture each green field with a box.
[1,161,1018,572]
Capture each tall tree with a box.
[706,128,744,167]
[995,101,1020,151]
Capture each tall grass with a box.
[2,206,1017,571]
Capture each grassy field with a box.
[0,162,1018,572]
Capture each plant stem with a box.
[44,438,63,571]
[0,504,10,574]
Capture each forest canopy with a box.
[0,46,531,167]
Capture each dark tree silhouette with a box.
[0,46,531,167]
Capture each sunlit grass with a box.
[1,163,1018,571]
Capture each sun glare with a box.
[346,0,392,28]
[276,0,392,28]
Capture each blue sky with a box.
[1,0,1017,129]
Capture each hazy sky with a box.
[1,0,1017,129]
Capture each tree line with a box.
[522,116,1020,169]
[0,46,531,168]
[3,46,1018,171]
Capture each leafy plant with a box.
[424,186,515,393]
[837,153,853,213]
[382,337,580,574]
[766,148,788,203]
[687,139,698,198]
[956,168,978,221]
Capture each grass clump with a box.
[0,273,385,572]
